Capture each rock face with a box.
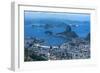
[85,33,90,41]
[57,25,78,38]
[59,31,78,38]
[65,24,72,32]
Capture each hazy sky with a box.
[24,11,90,25]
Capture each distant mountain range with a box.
[25,18,90,27]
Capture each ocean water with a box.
[24,25,66,46]
[24,11,90,46]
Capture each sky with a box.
[24,11,90,25]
